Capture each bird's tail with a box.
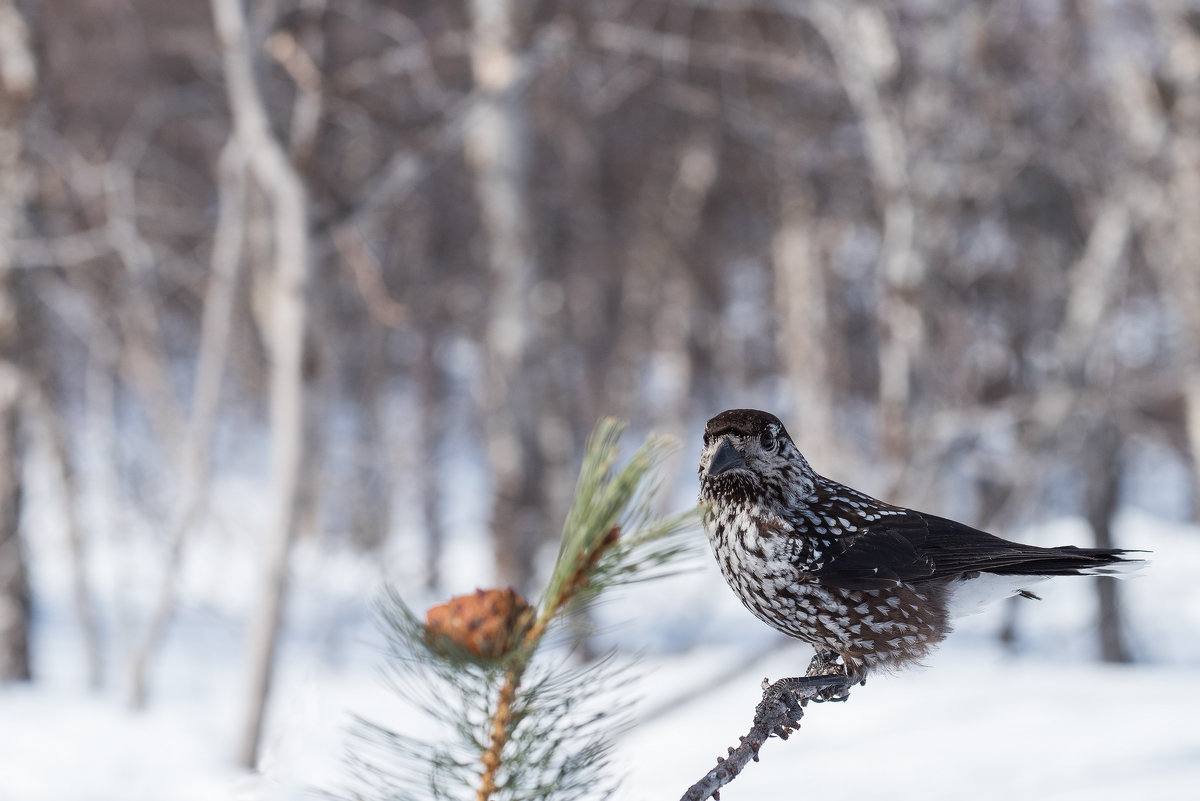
[985,546,1147,578]
[948,549,1145,618]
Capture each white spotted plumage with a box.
[697,409,1139,681]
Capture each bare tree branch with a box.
[679,674,848,801]
[331,223,408,329]
[11,229,112,268]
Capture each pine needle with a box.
[335,417,700,801]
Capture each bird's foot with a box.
[803,651,861,702]
[758,670,850,733]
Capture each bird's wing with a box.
[812,509,1127,589]
[915,512,1134,576]
[809,510,936,590]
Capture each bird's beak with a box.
[706,438,746,477]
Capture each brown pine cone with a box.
[424,588,534,660]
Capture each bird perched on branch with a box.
[698,408,1142,688]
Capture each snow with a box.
[627,651,1200,801]
[1,508,1198,801]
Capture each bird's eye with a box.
[759,429,776,450]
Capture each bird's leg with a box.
[805,650,842,677]
[758,673,849,735]
[803,650,859,702]
[758,650,852,726]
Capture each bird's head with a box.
[698,409,817,511]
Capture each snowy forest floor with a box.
[1,511,1197,801]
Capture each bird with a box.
[697,408,1142,688]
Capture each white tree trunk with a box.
[128,140,247,709]
[808,2,918,480]
[26,382,104,688]
[1143,2,1200,515]
[773,186,838,474]
[0,296,27,683]
[0,0,34,684]
[211,0,310,769]
[465,0,544,592]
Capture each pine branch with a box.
[477,665,520,801]
[475,526,619,801]
[338,417,699,801]
[679,673,849,801]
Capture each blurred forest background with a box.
[2,0,1199,774]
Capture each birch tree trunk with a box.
[211,0,310,769]
[0,270,27,683]
[773,185,838,474]
[1083,422,1130,663]
[465,0,545,592]
[0,0,35,684]
[128,140,247,709]
[656,133,717,438]
[808,2,917,481]
[1149,2,1200,517]
[27,382,104,688]
[416,329,445,591]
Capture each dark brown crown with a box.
[704,408,789,440]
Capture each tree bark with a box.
[465,0,546,593]
[0,299,28,683]
[416,329,445,591]
[773,184,838,474]
[0,0,34,684]
[26,381,104,688]
[1147,2,1200,518]
[655,132,718,437]
[1083,422,1130,663]
[128,139,247,709]
[211,0,311,769]
[807,2,918,481]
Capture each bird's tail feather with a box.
[984,546,1147,578]
[947,552,1145,618]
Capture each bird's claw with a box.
[803,651,859,702]
[759,672,849,730]
[759,677,807,729]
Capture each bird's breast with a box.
[706,508,805,608]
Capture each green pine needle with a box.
[543,418,697,615]
[335,418,700,801]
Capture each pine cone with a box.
[424,588,534,659]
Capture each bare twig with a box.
[679,673,849,801]
[11,228,112,268]
[331,223,408,329]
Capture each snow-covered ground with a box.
[1,510,1197,801]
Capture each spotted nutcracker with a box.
[698,408,1141,685]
